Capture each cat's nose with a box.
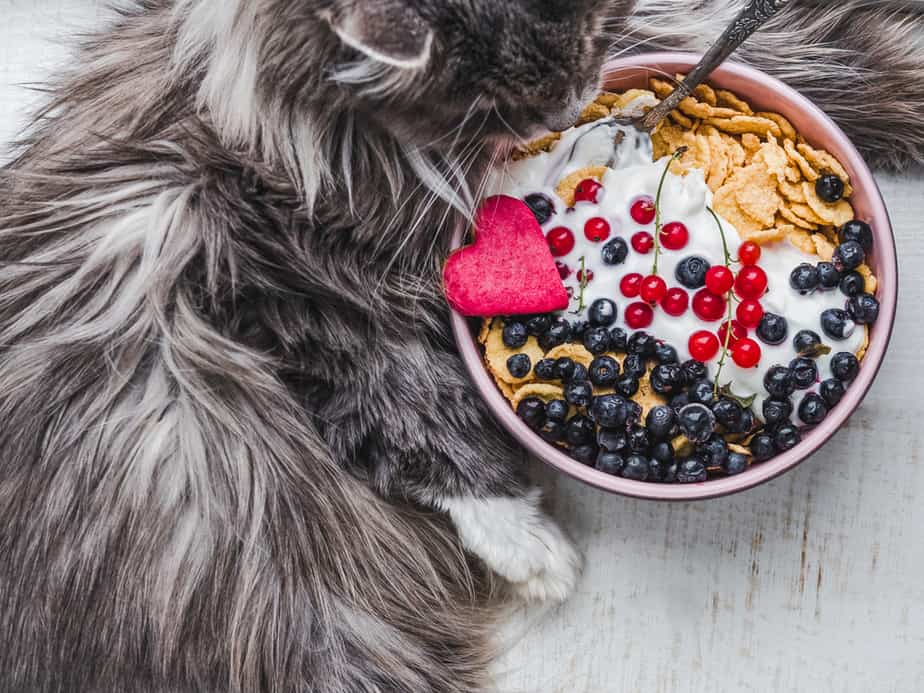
[543,105,582,132]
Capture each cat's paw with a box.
[441,490,582,602]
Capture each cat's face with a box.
[319,0,622,146]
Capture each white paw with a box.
[440,490,582,603]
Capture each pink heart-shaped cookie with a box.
[443,195,569,317]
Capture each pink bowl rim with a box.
[450,52,899,501]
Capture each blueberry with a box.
[589,298,618,327]
[614,374,640,398]
[591,394,630,429]
[832,240,865,272]
[655,342,679,365]
[663,463,679,483]
[570,363,588,382]
[838,219,873,253]
[554,357,576,381]
[539,318,572,350]
[676,255,711,289]
[651,441,675,464]
[507,353,531,378]
[647,364,681,396]
[608,326,628,352]
[566,415,596,445]
[597,428,627,452]
[626,400,643,426]
[680,359,709,384]
[564,380,593,408]
[538,419,565,442]
[798,393,828,425]
[595,452,626,476]
[817,262,841,291]
[621,454,650,481]
[762,397,793,425]
[669,392,691,415]
[648,457,670,482]
[830,352,859,382]
[516,396,546,429]
[546,399,569,422]
[750,433,777,461]
[601,237,629,266]
[700,434,729,469]
[570,444,598,466]
[628,425,652,454]
[793,330,823,356]
[688,379,716,407]
[623,354,647,378]
[583,358,616,390]
[815,173,845,203]
[676,457,708,483]
[820,308,856,340]
[524,193,555,225]
[820,378,846,407]
[724,452,750,476]
[789,357,819,390]
[773,423,801,452]
[846,293,879,324]
[713,398,744,430]
[645,405,677,441]
[678,403,716,443]
[739,411,757,437]
[570,320,590,339]
[839,271,865,298]
[628,331,657,357]
[790,263,820,293]
[582,326,610,355]
[534,358,556,380]
[757,313,788,345]
[501,321,528,348]
[764,365,796,397]
[526,314,552,336]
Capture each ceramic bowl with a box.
[450,52,898,500]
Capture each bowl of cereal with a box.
[447,53,897,500]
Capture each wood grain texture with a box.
[1,3,922,692]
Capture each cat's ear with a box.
[323,2,434,70]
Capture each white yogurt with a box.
[488,120,865,423]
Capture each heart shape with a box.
[443,195,569,317]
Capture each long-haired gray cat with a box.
[1,1,921,691]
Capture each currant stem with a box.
[707,206,734,397]
[652,147,688,276]
[571,256,588,315]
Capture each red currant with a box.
[661,288,689,316]
[584,217,611,242]
[659,221,689,251]
[620,273,643,298]
[705,265,734,295]
[717,319,747,346]
[547,227,575,257]
[735,266,768,300]
[732,338,762,368]
[574,179,603,204]
[736,299,764,328]
[630,196,656,224]
[577,268,594,283]
[689,330,720,361]
[625,302,654,329]
[738,241,762,266]
[555,261,571,280]
[640,275,667,303]
[631,231,654,254]
[692,288,727,322]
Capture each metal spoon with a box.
[631,0,791,133]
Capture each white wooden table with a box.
[3,3,922,692]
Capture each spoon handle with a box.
[638,0,791,132]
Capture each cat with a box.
[1,1,922,692]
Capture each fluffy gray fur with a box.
[0,1,922,692]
